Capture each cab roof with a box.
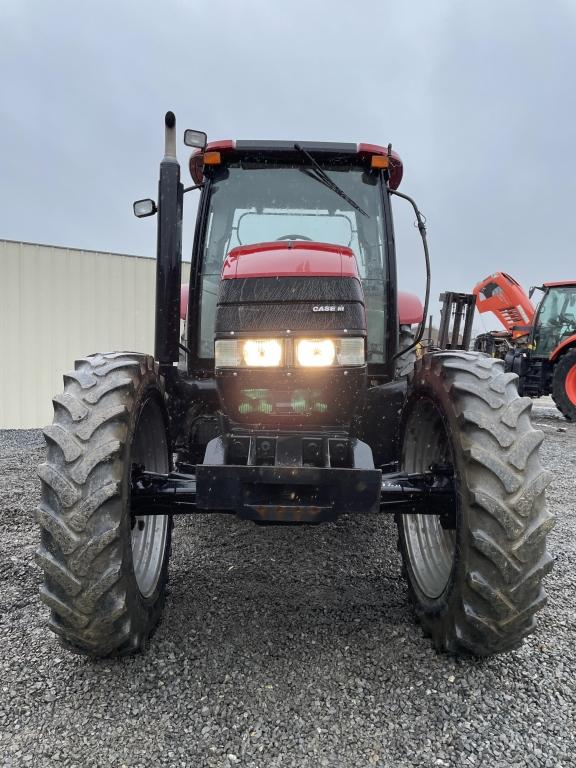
[190,140,403,190]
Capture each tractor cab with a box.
[530,282,576,358]
[173,139,419,479]
[186,141,403,374]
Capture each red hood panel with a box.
[221,241,359,279]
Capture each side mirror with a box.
[184,129,207,150]
[133,198,157,218]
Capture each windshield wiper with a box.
[294,143,369,217]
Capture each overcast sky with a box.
[1,0,575,329]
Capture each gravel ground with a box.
[0,400,575,768]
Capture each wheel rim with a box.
[402,399,456,599]
[565,363,576,405]
[130,396,169,598]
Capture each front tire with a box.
[36,353,172,656]
[395,324,417,381]
[397,352,555,656]
[551,348,576,421]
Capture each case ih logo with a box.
[312,305,345,312]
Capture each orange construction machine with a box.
[473,272,576,420]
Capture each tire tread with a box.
[36,352,170,657]
[400,351,554,656]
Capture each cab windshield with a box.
[533,286,576,356]
[198,164,388,362]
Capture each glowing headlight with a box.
[296,337,365,367]
[296,339,336,367]
[215,337,365,368]
[215,339,284,368]
[243,339,283,367]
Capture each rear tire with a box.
[551,348,576,421]
[36,353,172,657]
[397,351,554,656]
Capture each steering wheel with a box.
[550,314,574,329]
[276,234,313,241]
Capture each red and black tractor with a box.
[474,271,576,420]
[36,113,554,658]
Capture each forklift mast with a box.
[437,291,476,350]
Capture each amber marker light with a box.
[371,155,389,169]
[203,151,222,165]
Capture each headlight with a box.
[215,337,365,368]
[243,339,283,367]
[215,339,284,368]
[334,337,366,366]
[296,337,365,367]
[296,339,336,367]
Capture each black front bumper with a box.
[195,463,382,522]
[131,464,455,525]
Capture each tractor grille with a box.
[216,276,366,334]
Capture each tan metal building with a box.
[0,239,189,429]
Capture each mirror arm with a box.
[387,187,431,362]
[529,285,544,299]
[183,183,205,194]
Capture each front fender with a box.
[550,334,576,361]
[398,291,423,325]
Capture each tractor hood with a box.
[221,241,360,280]
[215,241,365,334]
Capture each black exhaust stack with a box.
[155,111,184,366]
